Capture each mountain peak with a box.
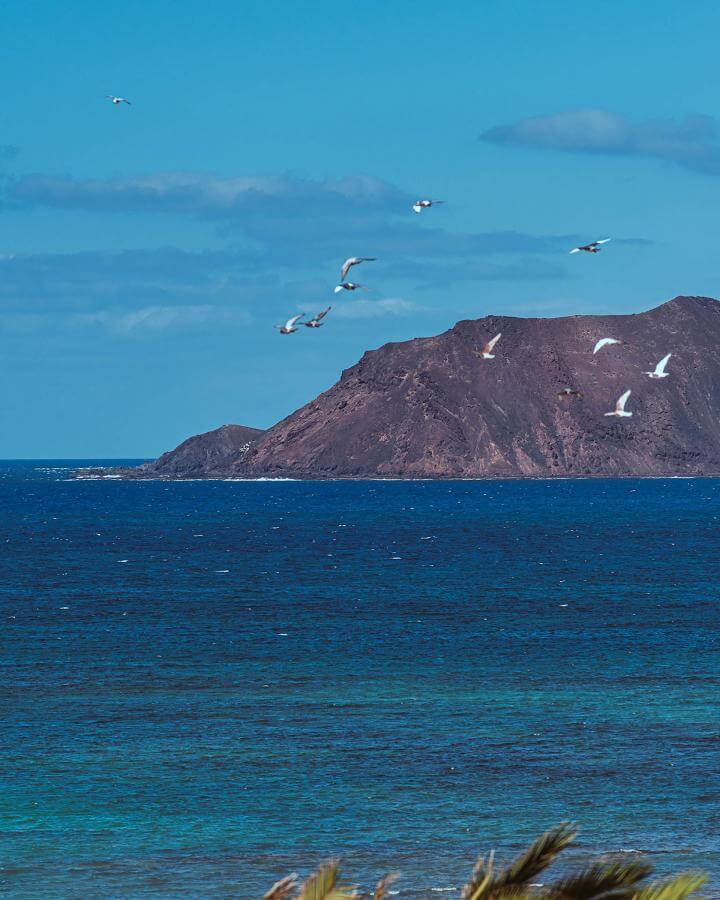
[653,294,719,312]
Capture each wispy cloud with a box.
[0,248,270,312]
[1,169,575,262]
[76,304,251,334]
[332,298,417,319]
[5,172,409,217]
[482,109,720,175]
[0,170,584,329]
[223,215,575,270]
[380,256,567,288]
[0,304,251,336]
[0,312,54,334]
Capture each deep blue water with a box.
[2,462,719,898]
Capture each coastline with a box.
[69,467,720,482]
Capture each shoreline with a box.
[69,468,720,483]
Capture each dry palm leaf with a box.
[299,859,358,900]
[374,873,399,899]
[263,873,298,899]
[463,851,496,900]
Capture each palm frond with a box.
[463,851,495,900]
[631,874,707,900]
[258,829,706,900]
[552,859,653,900]
[489,824,578,894]
[298,859,358,900]
[599,891,648,900]
[489,890,536,900]
[374,873,399,899]
[263,873,298,899]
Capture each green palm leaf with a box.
[489,824,578,894]
[552,859,653,900]
[632,874,707,900]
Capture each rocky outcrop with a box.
[110,296,720,479]
[84,424,264,479]
[140,424,264,477]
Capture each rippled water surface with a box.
[2,463,719,897]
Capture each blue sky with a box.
[4,0,720,457]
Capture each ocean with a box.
[2,462,719,898]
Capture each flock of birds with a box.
[466,332,672,419]
[274,255,379,333]
[272,238,619,333]
[272,236,618,336]
[105,95,674,422]
[275,255,380,333]
[265,214,672,421]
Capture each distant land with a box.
[126,424,264,479]
[85,296,720,480]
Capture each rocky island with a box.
[90,296,720,480]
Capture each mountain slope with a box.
[133,424,264,478]
[229,295,720,478]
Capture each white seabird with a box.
[558,388,584,399]
[604,390,633,418]
[644,353,672,379]
[305,307,331,328]
[106,95,131,105]
[570,238,611,254]
[334,282,367,293]
[412,199,445,214]
[476,333,502,360]
[593,337,623,355]
[274,313,304,334]
[340,256,376,281]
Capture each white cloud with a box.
[482,109,720,175]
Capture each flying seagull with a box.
[334,282,367,293]
[412,199,445,214]
[274,313,304,334]
[305,307,331,328]
[644,353,672,379]
[106,95,131,105]
[474,333,502,360]
[570,238,611,254]
[604,390,633,418]
[340,257,376,281]
[593,337,623,355]
[558,388,584,399]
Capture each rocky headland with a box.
[87,296,720,480]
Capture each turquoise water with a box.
[2,463,719,897]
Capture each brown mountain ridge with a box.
[102,296,720,479]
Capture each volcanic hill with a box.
[128,424,264,479]
[111,296,720,479]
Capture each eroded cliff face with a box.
[228,296,720,478]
